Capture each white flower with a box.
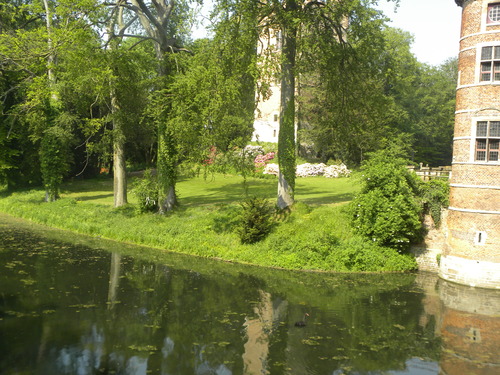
[263,162,351,178]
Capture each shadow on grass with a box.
[297,192,354,206]
[181,180,276,207]
[181,178,356,207]
[73,193,114,202]
[62,177,113,193]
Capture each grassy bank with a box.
[0,173,417,272]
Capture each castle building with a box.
[252,30,282,143]
[440,0,500,289]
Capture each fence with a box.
[408,165,451,181]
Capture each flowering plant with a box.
[263,162,351,178]
[254,152,276,173]
[203,146,218,165]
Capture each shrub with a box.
[349,150,423,252]
[419,179,450,227]
[327,236,418,272]
[132,169,159,213]
[254,152,276,174]
[236,197,276,244]
[39,126,72,202]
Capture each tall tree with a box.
[0,0,105,200]
[161,14,259,174]
[109,0,193,212]
[277,0,298,209]
[215,0,398,209]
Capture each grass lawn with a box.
[60,173,357,207]
[0,173,417,273]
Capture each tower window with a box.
[475,121,500,161]
[488,3,500,23]
[480,46,500,82]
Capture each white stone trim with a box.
[440,255,500,289]
[452,161,500,165]
[455,109,478,114]
[460,30,500,42]
[458,45,476,55]
[450,183,500,189]
[457,82,500,89]
[448,206,500,215]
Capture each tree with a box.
[0,0,106,199]
[349,149,423,252]
[159,2,259,177]
[409,58,457,166]
[297,11,392,165]
[214,0,399,209]
[104,0,194,213]
[105,2,159,207]
[298,25,456,168]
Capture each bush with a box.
[236,197,276,244]
[419,179,449,227]
[39,126,72,202]
[328,236,418,272]
[349,150,423,252]
[132,169,159,213]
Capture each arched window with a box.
[487,3,500,24]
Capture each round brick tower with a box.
[441,0,500,289]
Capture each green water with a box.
[1,214,498,375]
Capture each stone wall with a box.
[412,210,448,273]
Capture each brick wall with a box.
[440,0,500,289]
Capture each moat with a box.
[1,214,499,375]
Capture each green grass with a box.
[0,173,417,273]
[59,173,356,207]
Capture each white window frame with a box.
[475,42,500,84]
[487,2,500,24]
[470,116,500,163]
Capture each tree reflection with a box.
[0,218,498,375]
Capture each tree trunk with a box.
[109,4,128,208]
[111,91,128,207]
[42,0,61,202]
[277,1,298,210]
[154,45,178,212]
[113,131,127,207]
[157,126,178,213]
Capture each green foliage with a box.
[298,3,391,166]
[236,197,276,244]
[419,179,450,227]
[39,126,72,202]
[132,169,159,213]
[0,173,417,272]
[349,150,423,252]
[328,236,417,272]
[299,25,456,167]
[266,203,417,272]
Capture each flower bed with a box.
[263,163,351,178]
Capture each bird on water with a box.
[295,313,309,327]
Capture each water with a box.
[0,214,499,375]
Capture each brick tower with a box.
[441,0,500,288]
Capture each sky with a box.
[375,0,463,66]
[192,0,463,67]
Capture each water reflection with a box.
[438,282,500,375]
[0,214,499,374]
